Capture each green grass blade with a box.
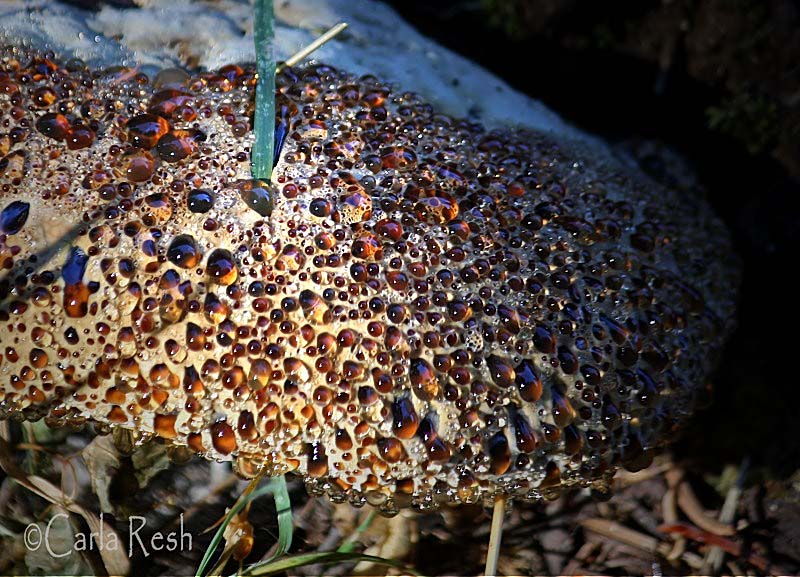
[336,509,376,553]
[262,475,293,560]
[238,551,420,576]
[195,482,276,577]
[252,0,276,181]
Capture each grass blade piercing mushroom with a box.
[0,32,738,565]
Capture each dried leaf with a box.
[24,507,93,576]
[354,510,415,575]
[81,435,121,513]
[131,441,170,488]
[0,437,131,576]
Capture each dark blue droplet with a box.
[273,121,288,167]
[187,189,214,213]
[239,180,274,217]
[0,201,30,235]
[62,247,89,285]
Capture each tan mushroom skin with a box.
[0,47,738,513]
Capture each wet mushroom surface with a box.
[0,46,739,514]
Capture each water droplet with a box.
[35,113,70,140]
[487,431,511,475]
[238,179,274,217]
[211,420,237,455]
[307,442,328,477]
[207,248,238,285]
[392,396,419,439]
[127,113,169,148]
[167,234,201,268]
[0,201,29,235]
[515,359,542,402]
[409,358,439,401]
[512,411,538,453]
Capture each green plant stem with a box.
[252,0,276,181]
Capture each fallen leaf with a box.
[81,435,121,513]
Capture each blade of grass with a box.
[337,509,377,553]
[238,551,419,576]
[262,475,293,561]
[252,0,276,181]
[195,477,274,577]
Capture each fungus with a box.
[0,46,738,515]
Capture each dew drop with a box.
[238,179,274,217]
[0,201,29,235]
[207,248,238,285]
[211,420,237,455]
[167,234,201,269]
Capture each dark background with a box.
[382,0,800,479]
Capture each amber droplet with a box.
[414,194,458,224]
[0,201,29,235]
[335,429,353,450]
[127,113,169,148]
[515,359,542,402]
[512,411,538,453]
[167,234,201,268]
[540,460,561,488]
[206,248,238,285]
[409,357,439,401]
[156,130,200,163]
[307,442,328,477]
[377,437,406,463]
[602,398,622,429]
[238,179,274,217]
[487,431,511,475]
[35,113,70,140]
[123,152,155,182]
[66,126,95,150]
[154,414,177,439]
[32,86,57,108]
[532,325,556,353]
[486,355,515,388]
[61,247,90,318]
[563,424,583,455]
[551,387,576,428]
[187,432,205,452]
[211,420,237,454]
[392,396,419,439]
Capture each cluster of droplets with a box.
[0,46,738,512]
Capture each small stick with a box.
[277,22,348,72]
[485,496,506,577]
[702,458,749,574]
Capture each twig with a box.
[701,458,749,574]
[666,467,735,536]
[676,478,735,536]
[581,518,704,570]
[662,483,686,561]
[485,496,506,576]
[277,23,348,73]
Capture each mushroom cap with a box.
[0,46,738,512]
